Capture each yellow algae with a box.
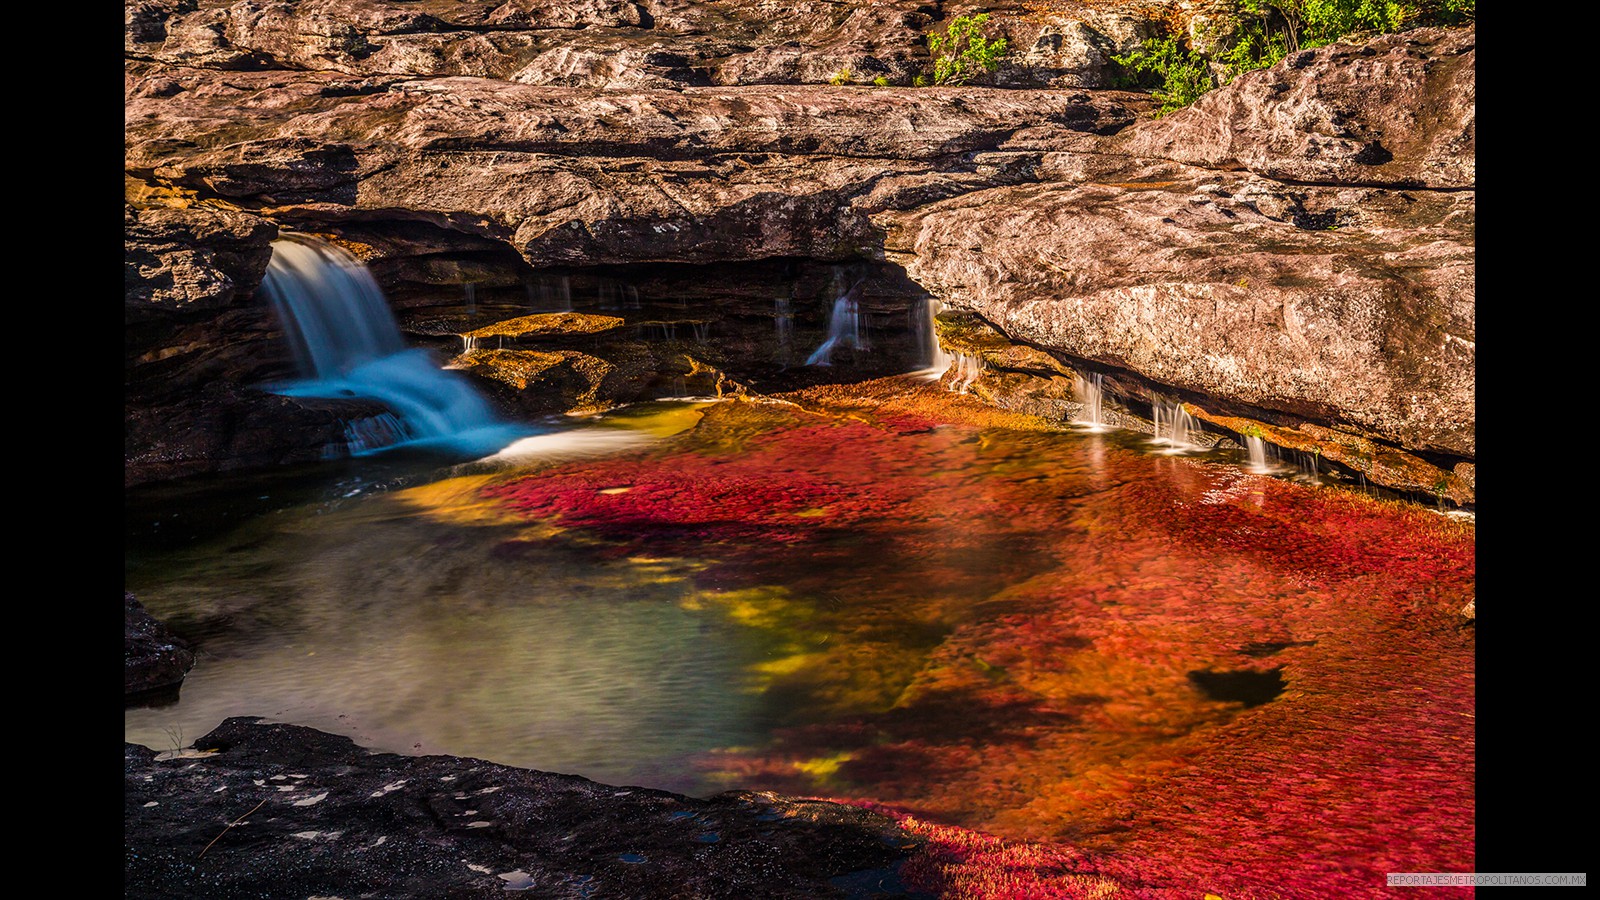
[792,751,855,778]
[461,312,624,340]
[390,475,531,527]
[581,400,719,438]
[752,651,829,679]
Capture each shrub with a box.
[829,67,853,86]
[927,13,1009,85]
[873,75,891,87]
[1112,34,1215,116]
[1119,0,1473,114]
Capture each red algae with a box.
[480,382,1475,899]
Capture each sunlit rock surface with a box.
[124,8,1472,498]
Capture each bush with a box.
[1119,0,1474,115]
[926,13,1009,85]
[1112,34,1215,117]
[828,67,853,86]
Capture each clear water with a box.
[125,388,1474,878]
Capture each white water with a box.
[775,293,793,351]
[1244,435,1272,473]
[1074,372,1109,431]
[911,296,951,375]
[947,353,984,393]
[263,234,532,458]
[527,274,573,312]
[1149,396,1201,453]
[806,278,868,366]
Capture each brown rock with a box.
[1118,26,1475,188]
[882,164,1473,460]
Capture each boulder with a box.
[125,592,195,697]
[126,717,921,899]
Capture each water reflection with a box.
[125,390,1474,885]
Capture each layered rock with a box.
[881,25,1474,498]
[124,1,1473,503]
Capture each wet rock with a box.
[462,312,626,341]
[125,592,194,697]
[125,718,922,899]
[883,165,1474,463]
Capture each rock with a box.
[123,5,1474,501]
[125,718,921,899]
[882,166,1474,461]
[126,66,1137,265]
[125,592,194,697]
[1118,26,1475,188]
[462,312,626,341]
[124,204,278,311]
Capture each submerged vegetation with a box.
[1117,0,1476,115]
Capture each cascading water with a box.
[805,277,868,366]
[527,274,573,312]
[911,296,952,376]
[1073,372,1108,431]
[1244,435,1272,473]
[947,353,984,393]
[1150,395,1200,452]
[774,292,793,352]
[262,234,531,458]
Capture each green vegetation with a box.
[829,67,853,86]
[872,75,891,87]
[1115,0,1474,116]
[926,13,1009,85]
[1113,34,1216,116]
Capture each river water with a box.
[125,383,1474,892]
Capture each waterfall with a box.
[947,353,984,393]
[1073,372,1108,430]
[805,278,868,366]
[463,281,477,314]
[262,234,529,458]
[527,274,572,312]
[912,296,951,375]
[1150,395,1200,452]
[1244,435,1271,473]
[775,293,793,349]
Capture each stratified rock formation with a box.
[126,717,920,899]
[125,1,1473,503]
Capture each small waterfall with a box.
[1297,451,1321,484]
[1150,395,1200,452]
[528,274,573,312]
[805,278,868,366]
[947,353,984,393]
[463,282,477,314]
[912,296,951,374]
[1074,372,1108,430]
[692,322,712,344]
[1244,435,1271,473]
[262,234,528,457]
[774,293,793,349]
